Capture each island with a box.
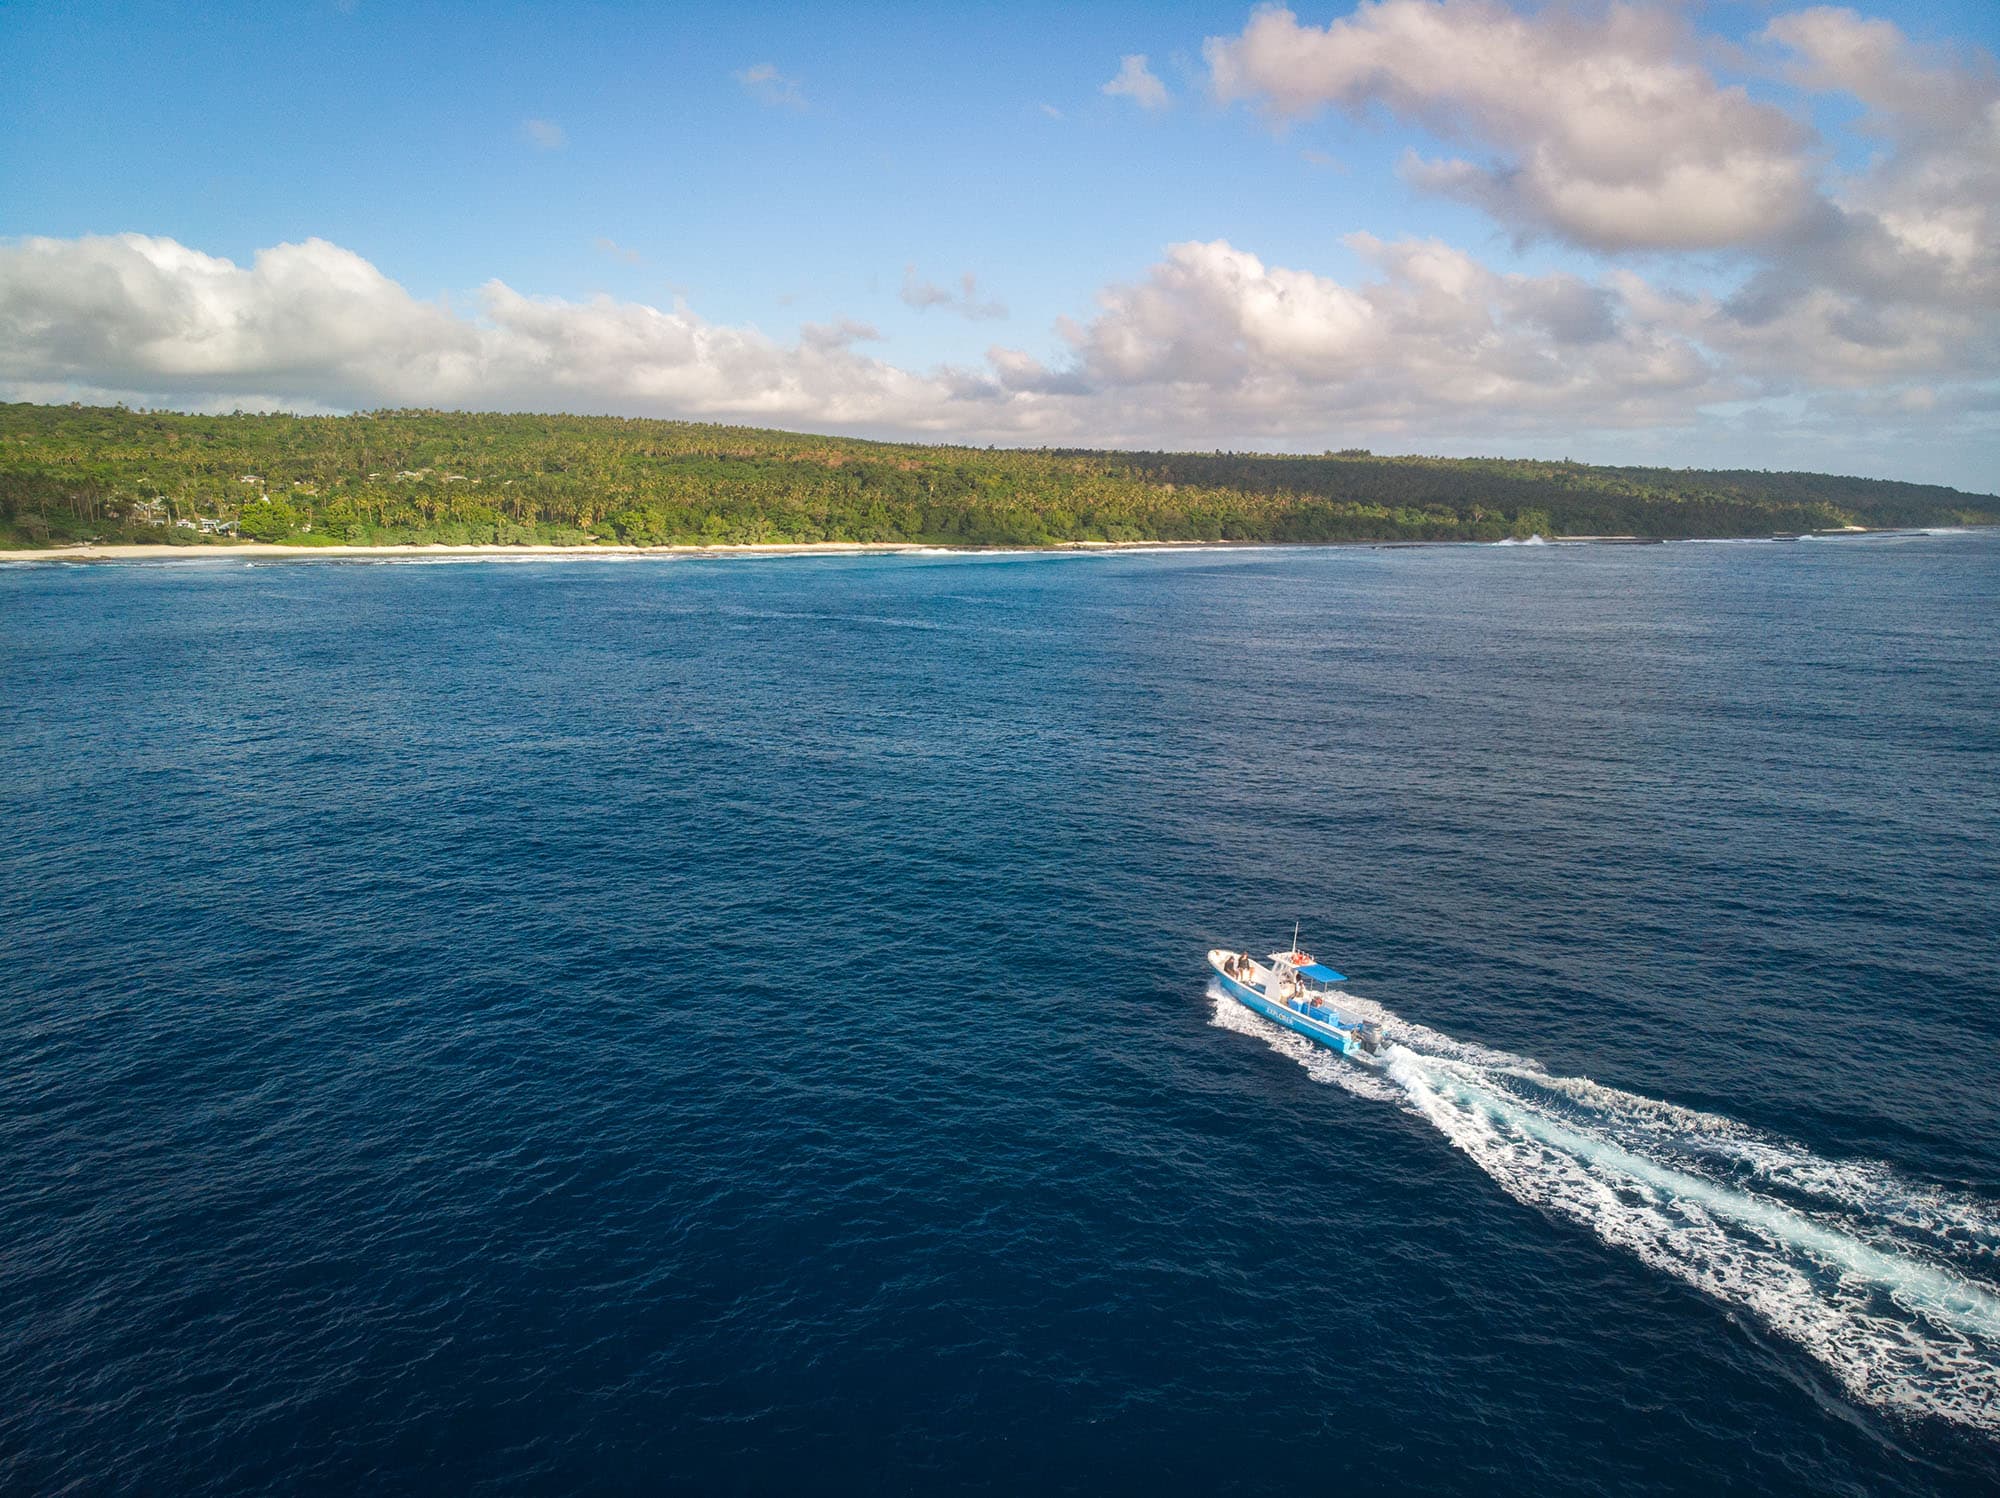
[3,402,1994,554]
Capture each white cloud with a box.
[1196,1,2000,323]
[0,234,953,428]
[1765,6,1990,128]
[520,118,566,150]
[1103,54,1170,111]
[1762,7,2000,309]
[1625,272,2000,392]
[1037,102,1064,121]
[900,265,1008,321]
[1043,236,1721,434]
[1179,0,2000,480]
[734,63,807,111]
[0,231,1991,487]
[592,237,642,266]
[0,230,1721,440]
[1204,1,1816,251]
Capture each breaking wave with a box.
[1209,982,2000,1434]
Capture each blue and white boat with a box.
[1208,933,1386,1062]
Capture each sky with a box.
[2,0,1996,489]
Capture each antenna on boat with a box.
[1292,919,1300,958]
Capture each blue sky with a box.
[4,0,1997,487]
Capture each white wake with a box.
[1208,982,2000,1434]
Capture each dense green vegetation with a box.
[3,402,1993,549]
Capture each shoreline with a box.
[0,526,1965,565]
[4,539,1227,565]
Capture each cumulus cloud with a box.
[899,265,1008,321]
[1766,6,1992,127]
[0,230,1991,484]
[1038,236,1721,435]
[734,63,806,110]
[0,234,955,429]
[1,231,1716,440]
[1762,8,2000,307]
[1197,3,2000,320]
[1205,1,1817,251]
[1103,54,1170,111]
[1593,6,2000,410]
[520,118,566,150]
[1173,1,2000,477]
[1624,272,2000,393]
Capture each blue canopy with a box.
[1298,962,1347,984]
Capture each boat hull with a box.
[1211,960,1368,1060]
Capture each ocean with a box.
[3,534,1997,1494]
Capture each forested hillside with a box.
[3,403,1993,548]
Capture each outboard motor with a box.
[1358,1020,1386,1056]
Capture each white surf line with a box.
[1208,983,2000,1433]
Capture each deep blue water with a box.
[3,535,1998,1495]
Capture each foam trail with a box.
[1208,982,2000,1433]
[1208,984,1400,1103]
